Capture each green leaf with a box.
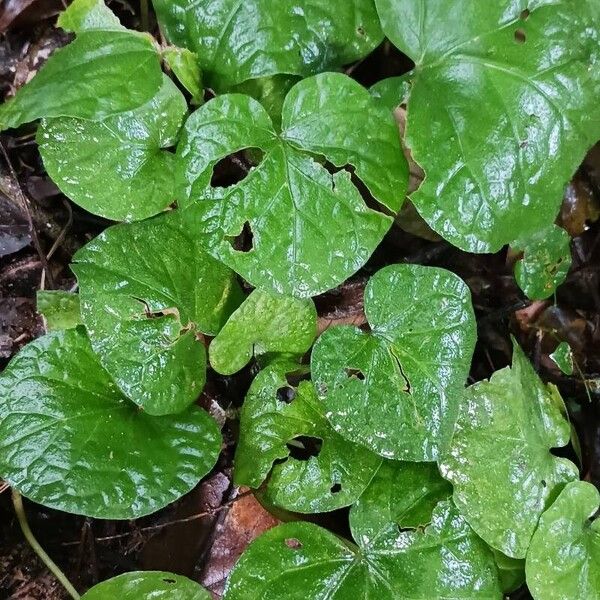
[81,571,211,599]
[513,225,572,300]
[178,73,408,297]
[209,289,317,375]
[550,341,574,376]
[163,47,204,105]
[224,501,502,599]
[36,290,81,331]
[440,340,579,558]
[350,460,452,537]
[0,328,221,519]
[152,0,383,91]
[0,30,163,131]
[38,75,187,222]
[234,362,381,513]
[72,208,243,415]
[311,264,476,461]
[57,0,124,33]
[491,549,525,595]
[375,0,600,252]
[526,481,600,600]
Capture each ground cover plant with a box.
[0,0,599,597]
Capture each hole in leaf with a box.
[286,435,322,460]
[520,8,530,20]
[210,148,264,189]
[285,538,302,549]
[345,367,365,380]
[514,28,526,44]
[226,220,254,253]
[133,297,180,320]
[162,578,176,584]
[541,479,547,487]
[330,483,342,494]
[276,386,296,403]
[357,25,365,35]
[285,371,310,387]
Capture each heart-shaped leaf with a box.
[235,362,381,513]
[440,340,579,558]
[0,328,221,519]
[526,481,600,600]
[38,74,187,221]
[36,290,81,331]
[72,208,243,415]
[375,0,600,252]
[0,29,162,131]
[209,289,317,375]
[152,0,383,91]
[513,224,571,300]
[224,500,502,599]
[81,571,211,599]
[177,72,408,297]
[311,264,476,461]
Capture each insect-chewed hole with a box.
[330,482,342,494]
[345,367,365,381]
[514,28,526,43]
[541,479,547,488]
[162,578,176,584]
[210,148,264,189]
[520,8,530,20]
[226,220,254,253]
[357,25,365,35]
[285,538,302,549]
[276,386,296,404]
[286,435,323,461]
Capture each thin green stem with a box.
[140,0,149,32]
[11,489,81,600]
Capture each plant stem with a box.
[140,0,149,32]
[11,489,81,600]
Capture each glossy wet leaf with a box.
[178,73,407,297]
[375,0,600,252]
[72,208,243,415]
[152,0,383,91]
[57,0,123,33]
[312,264,476,461]
[235,362,381,513]
[513,225,571,300]
[0,328,221,519]
[209,289,317,375]
[440,341,579,558]
[36,290,81,331]
[38,75,187,221]
[550,341,574,376]
[81,571,211,599]
[0,29,162,131]
[163,47,204,105]
[224,501,502,599]
[526,481,600,600]
[350,460,451,538]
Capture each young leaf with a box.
[513,224,571,300]
[0,30,163,130]
[38,75,187,222]
[163,47,204,105]
[72,208,243,416]
[57,0,124,33]
[178,73,408,297]
[375,0,600,252]
[550,341,574,376]
[235,362,381,513]
[311,264,476,461]
[440,340,579,558]
[0,328,221,519]
[350,460,452,538]
[81,571,211,599]
[152,0,383,91]
[224,501,502,599]
[209,289,317,375]
[36,290,81,331]
[526,481,600,600]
